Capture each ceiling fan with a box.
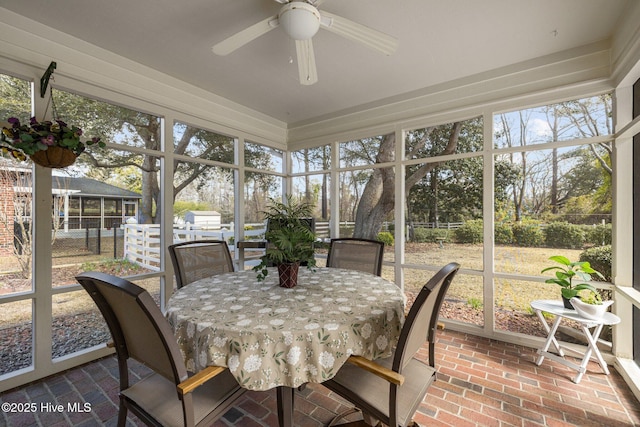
[212,0,398,85]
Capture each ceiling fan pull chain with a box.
[289,37,295,64]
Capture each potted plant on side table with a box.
[541,255,604,309]
[253,196,316,288]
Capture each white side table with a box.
[530,299,620,384]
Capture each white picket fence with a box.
[124,220,333,271]
[172,224,237,243]
[123,223,265,271]
[123,224,160,271]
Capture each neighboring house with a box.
[0,161,141,254]
[52,176,141,231]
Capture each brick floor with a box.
[2,329,639,426]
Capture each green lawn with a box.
[1,244,596,325]
[394,243,587,313]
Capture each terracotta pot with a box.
[30,146,77,168]
[277,262,300,288]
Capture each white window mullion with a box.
[330,140,340,238]
[483,110,496,334]
[235,136,246,249]
[612,82,640,402]
[32,81,54,373]
[32,164,53,373]
[395,126,405,291]
[161,116,172,309]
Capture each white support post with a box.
[394,126,405,290]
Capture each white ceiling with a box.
[0,0,631,125]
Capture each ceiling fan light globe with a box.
[279,2,320,40]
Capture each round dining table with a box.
[166,266,405,427]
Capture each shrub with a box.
[455,219,483,244]
[411,227,448,243]
[512,221,544,247]
[494,223,513,245]
[377,231,394,246]
[580,245,612,282]
[544,222,585,249]
[584,223,612,246]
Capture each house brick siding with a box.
[0,170,15,255]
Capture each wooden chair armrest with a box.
[177,366,227,396]
[346,356,405,386]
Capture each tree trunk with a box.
[139,118,162,224]
[352,123,461,239]
[139,157,155,224]
[429,169,438,225]
[406,202,415,241]
[354,166,395,239]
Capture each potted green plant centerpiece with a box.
[541,255,604,309]
[253,196,316,288]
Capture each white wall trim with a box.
[287,41,613,148]
[611,0,640,88]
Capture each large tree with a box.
[51,90,266,224]
[495,94,612,223]
[350,121,463,240]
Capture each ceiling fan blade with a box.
[212,15,279,56]
[320,11,397,56]
[295,39,318,85]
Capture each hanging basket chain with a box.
[40,62,58,122]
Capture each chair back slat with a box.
[327,238,384,276]
[77,272,187,385]
[393,263,460,371]
[169,240,234,288]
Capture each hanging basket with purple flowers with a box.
[0,117,104,168]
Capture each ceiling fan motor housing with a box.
[279,2,321,40]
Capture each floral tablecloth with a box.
[166,267,405,390]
